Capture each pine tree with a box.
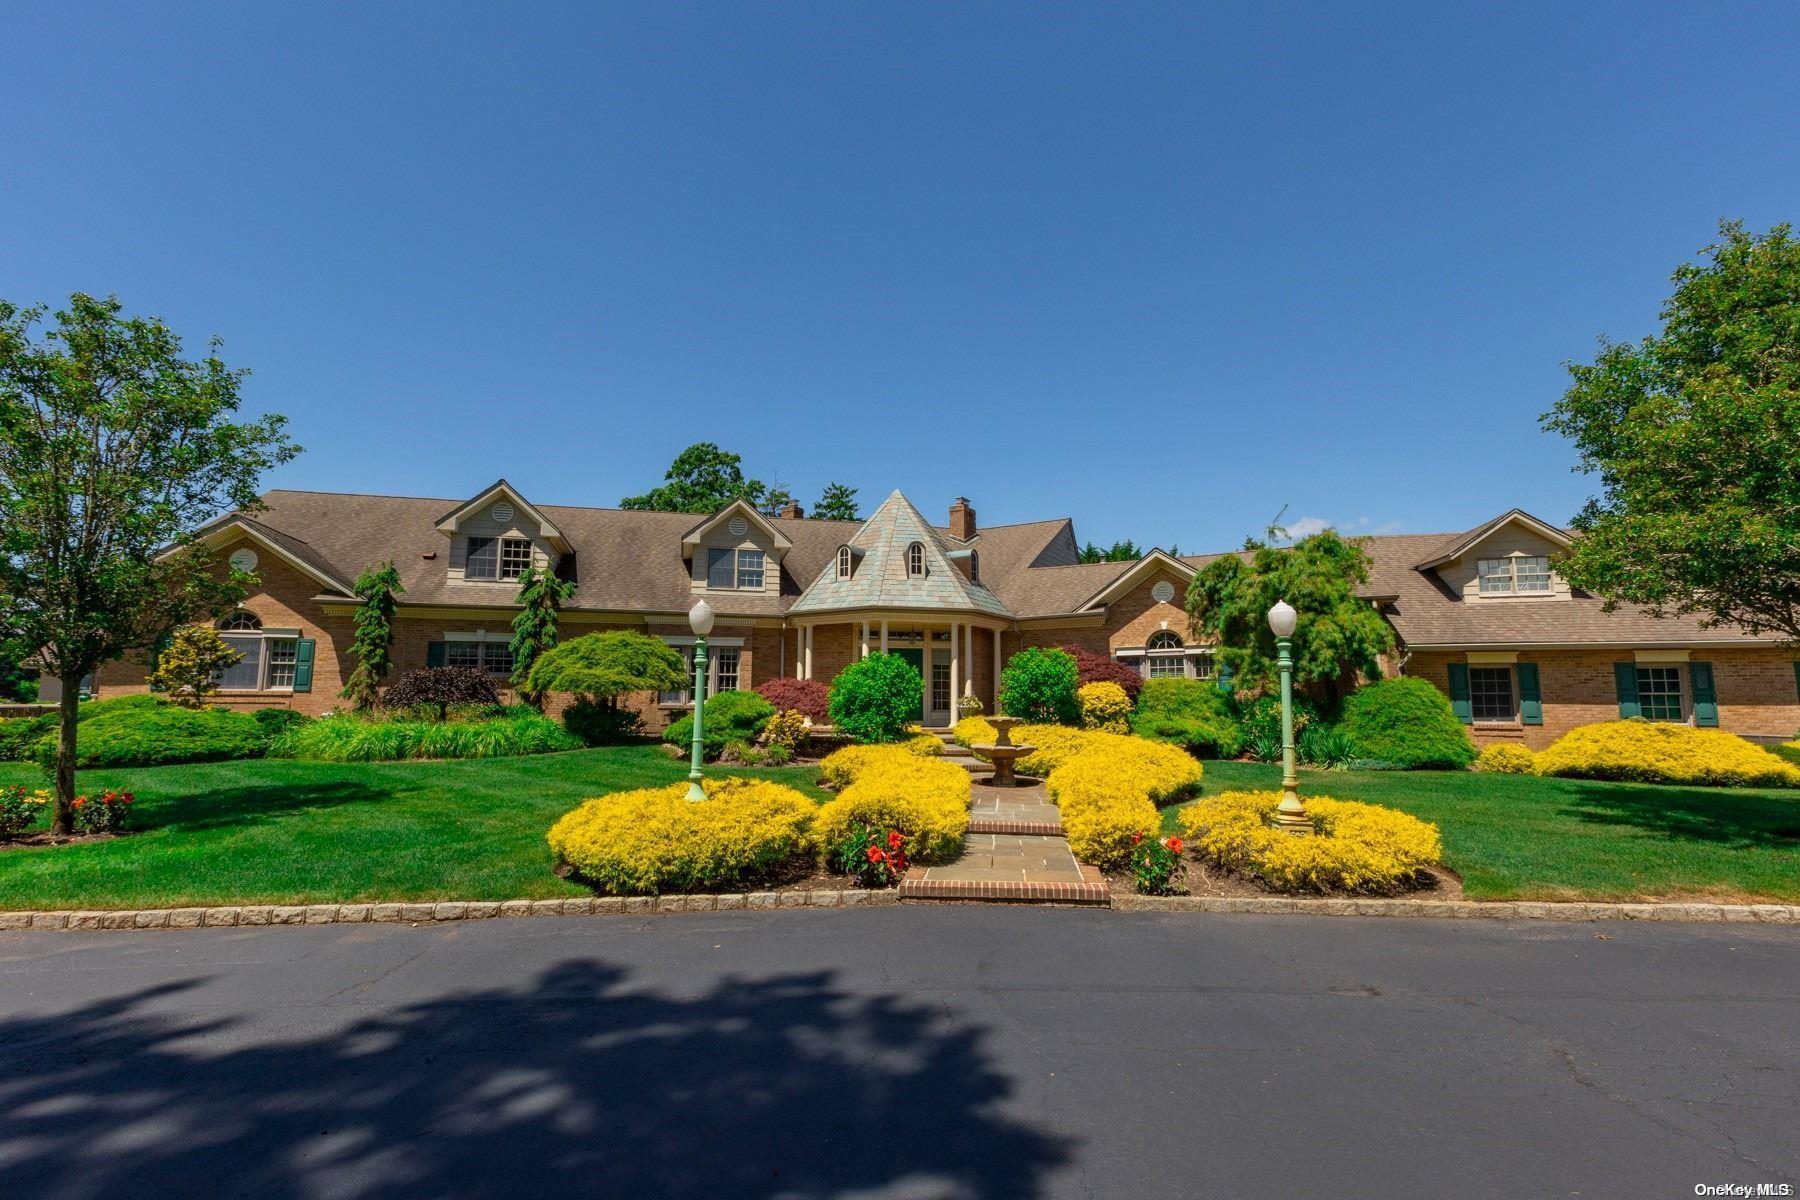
[341,562,404,710]
[813,482,861,522]
[510,566,574,709]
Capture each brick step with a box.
[898,876,1109,905]
[968,817,1063,836]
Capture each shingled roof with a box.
[789,491,1013,618]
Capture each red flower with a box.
[72,797,86,809]
[1130,831,1144,845]
[887,831,904,851]
[1166,837,1184,854]
[865,846,886,863]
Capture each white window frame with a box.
[213,613,301,692]
[837,546,853,579]
[1117,640,1214,681]
[657,637,747,706]
[443,632,515,677]
[1477,554,1553,596]
[1635,665,1686,723]
[706,547,766,590]
[906,542,925,577]
[498,537,534,581]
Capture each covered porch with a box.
[784,614,1007,728]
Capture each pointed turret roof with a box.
[789,490,1013,618]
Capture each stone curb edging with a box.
[0,889,900,932]
[1112,895,1798,923]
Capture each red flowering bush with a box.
[832,822,910,888]
[1129,831,1184,895]
[755,677,830,722]
[1059,645,1144,705]
[70,790,134,835]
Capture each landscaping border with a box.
[0,892,1795,930]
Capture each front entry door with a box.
[893,648,925,680]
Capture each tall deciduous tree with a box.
[1544,221,1800,641]
[620,443,768,514]
[1184,530,1394,705]
[813,482,861,522]
[341,562,404,710]
[0,294,297,832]
[509,565,574,709]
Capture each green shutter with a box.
[1613,662,1641,718]
[1215,663,1233,694]
[1689,661,1718,727]
[1516,662,1542,726]
[426,642,447,668]
[1446,663,1472,723]
[292,639,315,693]
[1793,661,1799,701]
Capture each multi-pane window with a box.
[1636,666,1683,721]
[1478,555,1553,595]
[265,639,299,689]
[1146,630,1186,679]
[930,653,951,711]
[706,548,765,589]
[218,635,264,690]
[837,546,853,579]
[713,647,739,693]
[906,542,925,577]
[1468,666,1515,722]
[659,644,739,704]
[465,536,533,581]
[444,640,512,676]
[213,612,300,691]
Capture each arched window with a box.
[837,546,853,579]
[220,611,262,632]
[906,542,925,577]
[968,550,980,583]
[214,611,302,691]
[1146,629,1186,678]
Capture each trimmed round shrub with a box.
[1179,790,1443,894]
[999,647,1080,724]
[1078,682,1133,733]
[32,697,266,768]
[252,707,313,739]
[381,667,502,721]
[547,777,818,895]
[814,749,972,865]
[1476,743,1538,775]
[662,690,777,761]
[952,715,997,747]
[1534,721,1800,788]
[754,677,830,723]
[828,653,923,744]
[1058,644,1144,705]
[1041,730,1204,869]
[1131,679,1244,759]
[1336,677,1475,770]
[269,711,581,761]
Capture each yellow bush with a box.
[820,744,916,788]
[760,709,809,752]
[904,733,943,756]
[1476,743,1537,775]
[1077,682,1132,734]
[953,716,996,747]
[1179,790,1443,894]
[815,754,972,865]
[1534,721,1800,788]
[1047,756,1162,869]
[1012,724,1095,777]
[546,777,817,895]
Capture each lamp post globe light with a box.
[1266,599,1310,836]
[685,599,715,801]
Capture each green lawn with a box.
[1163,760,1800,903]
[0,747,829,910]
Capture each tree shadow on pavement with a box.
[0,960,1068,1199]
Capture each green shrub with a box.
[1774,741,1800,768]
[32,698,266,768]
[252,708,313,739]
[563,698,643,746]
[0,695,154,761]
[1336,677,1476,770]
[1130,679,1244,758]
[662,690,777,759]
[1237,693,1321,755]
[828,654,923,744]
[999,647,1081,724]
[270,711,581,762]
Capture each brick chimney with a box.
[779,500,805,520]
[949,497,976,541]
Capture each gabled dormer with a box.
[435,480,569,586]
[1415,509,1575,602]
[681,498,793,599]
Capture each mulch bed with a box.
[1104,861,1464,902]
[1,830,128,851]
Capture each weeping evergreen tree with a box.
[510,565,573,709]
[341,562,403,710]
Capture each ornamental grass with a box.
[546,777,818,895]
[1533,721,1800,788]
[1179,790,1443,894]
[271,711,582,762]
[814,746,972,865]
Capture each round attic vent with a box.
[228,548,259,573]
[491,502,514,523]
[728,516,748,537]
[1151,581,1175,604]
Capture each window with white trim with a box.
[706,548,765,590]
[1468,666,1515,722]
[1636,666,1683,722]
[659,645,740,705]
[214,612,299,691]
[1145,630,1187,679]
[906,542,925,577]
[465,536,534,582]
[444,640,514,676]
[736,550,765,589]
[1477,555,1552,595]
[837,546,853,579]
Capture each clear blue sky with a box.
[4,3,1796,552]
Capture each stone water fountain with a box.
[971,716,1038,787]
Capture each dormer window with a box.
[707,547,765,590]
[968,550,979,583]
[466,535,534,582]
[837,546,853,579]
[906,542,925,577]
[1477,555,1551,595]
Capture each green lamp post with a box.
[685,599,715,801]
[1267,599,1311,836]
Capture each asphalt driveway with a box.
[1,908,1795,1199]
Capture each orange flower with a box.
[1165,836,1184,854]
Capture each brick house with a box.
[81,484,1800,748]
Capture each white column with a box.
[992,628,1003,707]
[861,620,869,658]
[963,624,975,695]
[803,626,813,680]
[880,620,889,653]
[949,622,961,712]
[922,624,932,725]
